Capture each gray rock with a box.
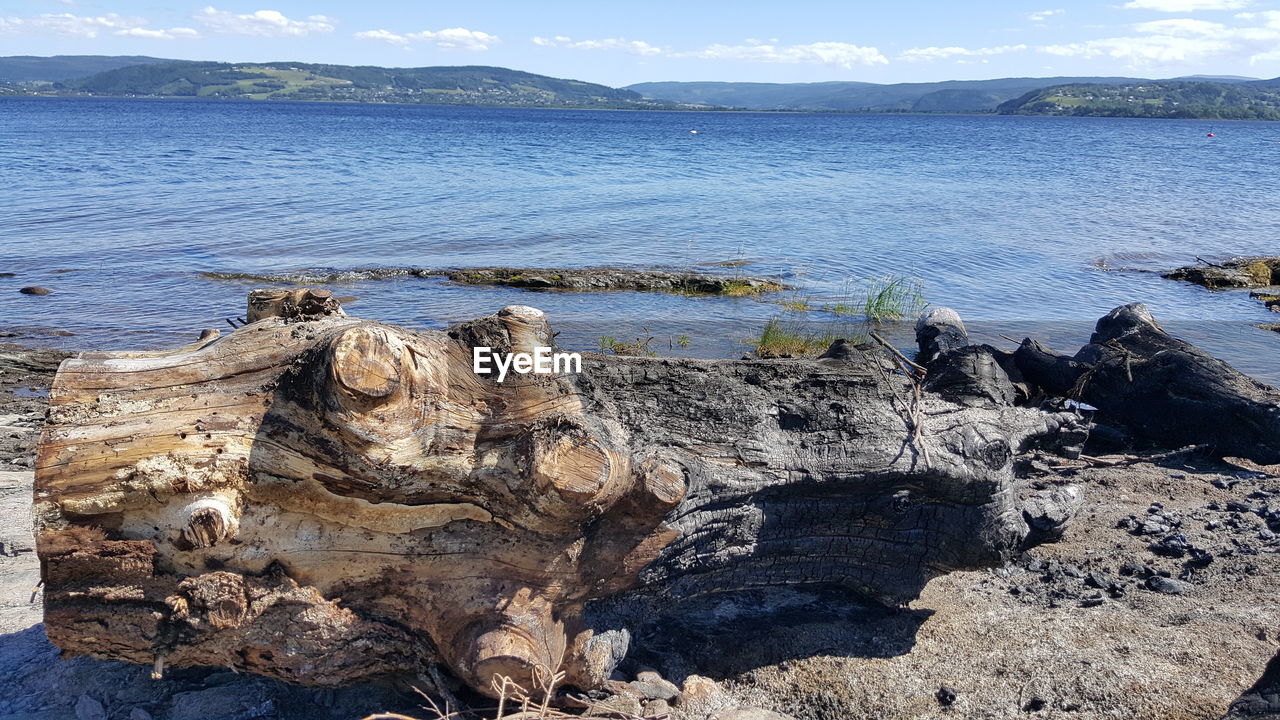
[1146,576,1193,595]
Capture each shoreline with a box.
[6,94,1280,122]
[2,318,1280,718]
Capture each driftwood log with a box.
[35,291,1088,696]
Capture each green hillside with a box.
[997,80,1280,120]
[626,77,1148,112]
[10,60,692,109]
[0,55,174,83]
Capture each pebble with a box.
[1146,576,1193,595]
[936,685,958,706]
[677,675,734,717]
[1139,520,1172,535]
[643,699,672,717]
[18,286,52,295]
[630,670,680,700]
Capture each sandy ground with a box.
[1,343,1278,720]
[722,459,1280,720]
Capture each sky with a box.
[2,0,1279,86]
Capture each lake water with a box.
[3,97,1279,382]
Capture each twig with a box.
[1195,256,1227,269]
[998,333,1022,344]
[1079,445,1206,467]
[868,332,927,376]
[869,348,931,470]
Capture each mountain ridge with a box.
[4,56,1278,117]
[2,59,695,109]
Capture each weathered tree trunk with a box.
[1013,303,1280,464]
[35,294,1084,697]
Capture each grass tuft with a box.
[748,318,865,358]
[599,333,656,356]
[748,273,925,359]
[822,274,925,324]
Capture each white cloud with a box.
[900,44,1028,62]
[1039,12,1280,66]
[1133,17,1231,34]
[116,26,199,40]
[532,35,662,56]
[356,27,499,50]
[354,29,409,45]
[1041,34,1230,63]
[196,7,335,37]
[1028,9,1065,22]
[1123,0,1252,11]
[682,41,888,68]
[0,12,132,37]
[409,27,500,51]
[0,12,199,39]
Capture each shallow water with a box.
[2,98,1278,381]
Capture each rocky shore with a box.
[2,326,1279,720]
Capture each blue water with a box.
[3,97,1279,381]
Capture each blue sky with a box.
[2,0,1279,85]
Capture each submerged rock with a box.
[445,266,787,295]
[1163,257,1280,291]
[205,266,788,295]
[17,286,52,296]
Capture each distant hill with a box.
[1171,75,1260,83]
[0,55,174,83]
[625,77,1147,112]
[9,60,691,109]
[997,79,1280,120]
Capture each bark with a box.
[1014,303,1280,464]
[35,295,1085,697]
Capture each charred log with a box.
[1013,304,1280,464]
[35,293,1085,697]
